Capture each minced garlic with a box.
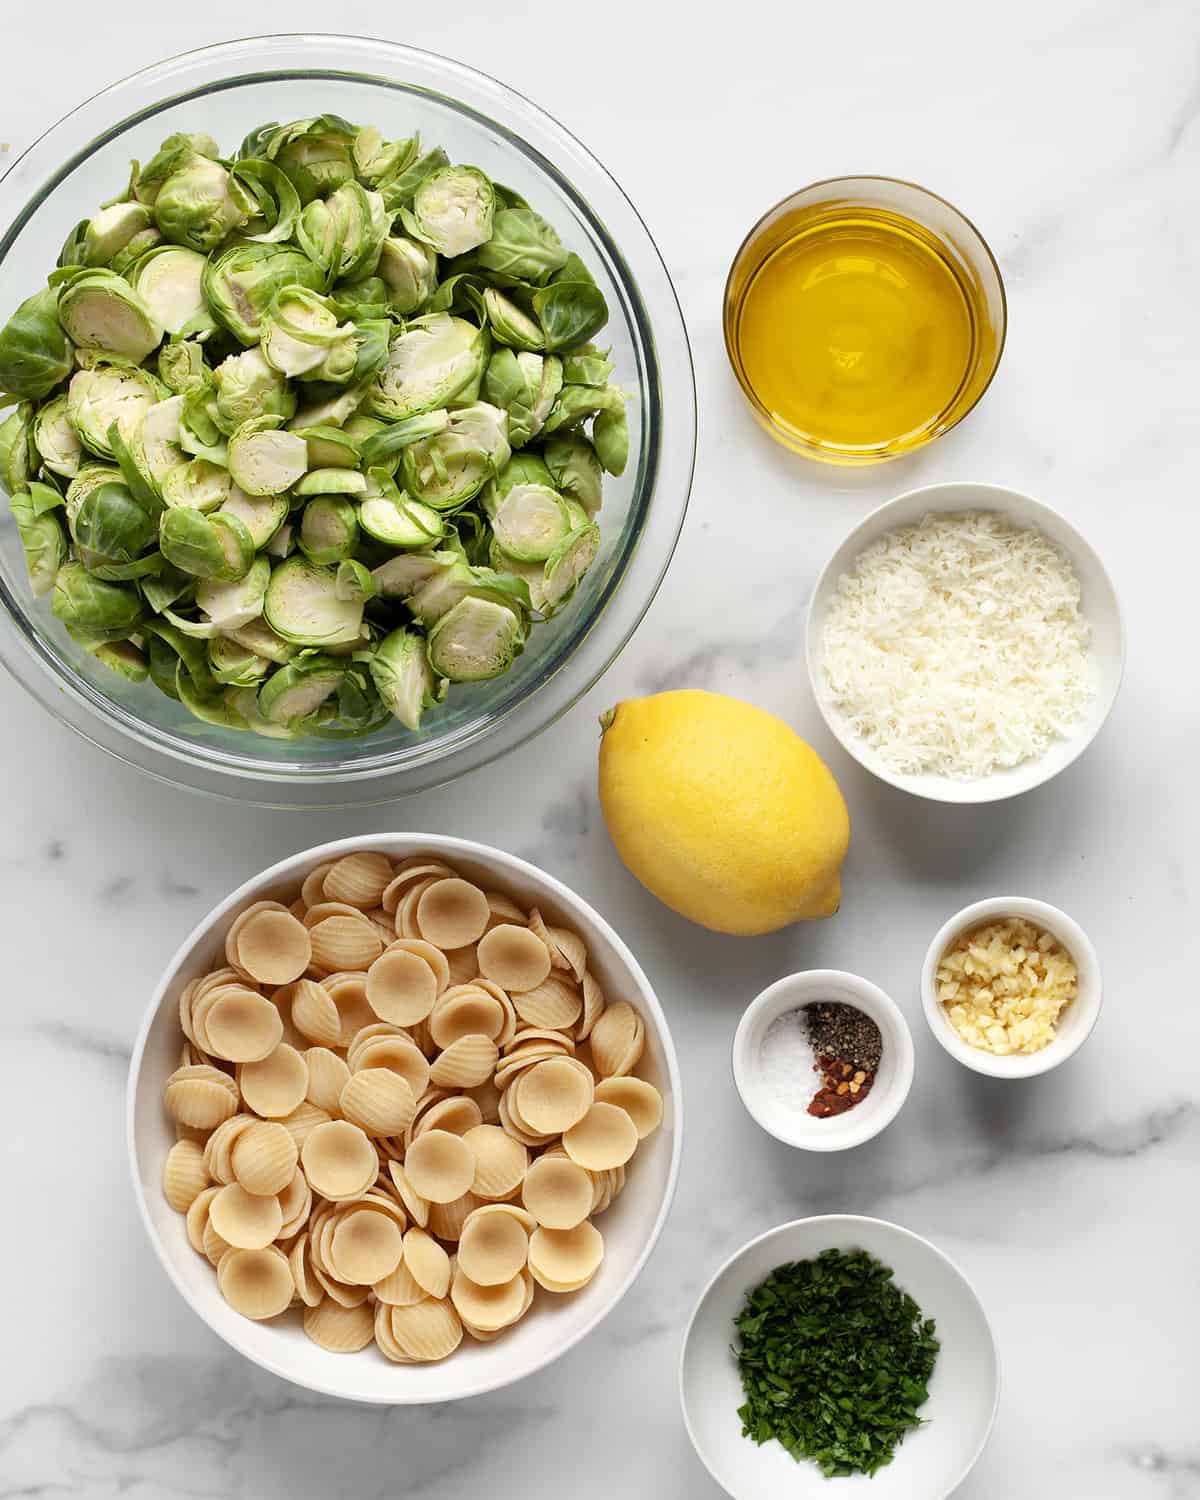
[936,917,1077,1055]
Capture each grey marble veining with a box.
[2,1,1198,1496]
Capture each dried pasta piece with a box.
[594,1077,663,1139]
[285,978,342,1047]
[225,900,289,973]
[374,1257,428,1307]
[322,851,395,910]
[374,1298,411,1361]
[231,1120,299,1197]
[562,1102,638,1171]
[513,975,583,1031]
[528,1221,604,1292]
[443,945,479,987]
[496,1088,555,1149]
[467,1078,503,1126]
[277,1168,312,1239]
[162,1140,209,1213]
[458,1209,529,1286]
[301,861,336,909]
[429,1033,499,1089]
[402,1227,451,1299]
[513,1057,594,1135]
[576,971,606,1041]
[278,1101,332,1150]
[288,1232,322,1308]
[405,1129,476,1203]
[522,1155,595,1230]
[339,1069,416,1137]
[209,1182,283,1250]
[365,948,439,1026]
[164,1067,239,1130]
[588,1001,646,1078]
[300,1120,377,1202]
[303,1295,375,1353]
[386,1162,431,1230]
[547,925,588,982]
[351,1034,431,1099]
[308,913,384,977]
[320,973,377,1047]
[426,1192,482,1242]
[238,1043,308,1118]
[202,1216,233,1266]
[233,910,312,986]
[203,1113,256,1185]
[463,1124,528,1200]
[328,1206,405,1285]
[304,1047,350,1114]
[429,988,507,1050]
[389,1297,463,1362]
[416,878,491,949]
[185,1186,220,1255]
[178,979,200,1045]
[412,1093,483,1143]
[477,923,552,993]
[217,1245,293,1320]
[380,860,457,913]
[450,1265,529,1331]
[311,1262,370,1309]
[484,890,527,927]
[356,1187,408,1231]
[203,989,284,1064]
[395,877,442,940]
[385,937,451,994]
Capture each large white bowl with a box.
[680,1216,999,1500]
[127,834,682,1404]
[806,482,1125,803]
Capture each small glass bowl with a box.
[723,175,1006,464]
[0,36,695,805]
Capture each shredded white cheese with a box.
[822,511,1092,778]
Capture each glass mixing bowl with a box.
[0,35,695,805]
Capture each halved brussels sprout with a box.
[483,348,563,447]
[153,158,247,253]
[405,555,478,625]
[287,383,367,432]
[264,116,357,204]
[426,595,524,682]
[207,634,272,687]
[542,433,604,514]
[378,147,449,214]
[132,246,215,338]
[370,550,445,599]
[195,555,270,631]
[0,402,33,493]
[260,287,356,383]
[217,485,288,549]
[9,483,67,596]
[262,555,365,646]
[58,271,163,363]
[592,404,629,476]
[66,365,163,459]
[476,208,568,284]
[225,616,296,664]
[543,522,601,609]
[157,339,209,394]
[370,626,446,730]
[400,165,495,257]
[175,661,251,728]
[91,639,149,682]
[160,507,254,580]
[297,181,389,282]
[293,424,361,469]
[481,287,544,352]
[352,127,419,188]
[74,480,156,561]
[51,560,143,641]
[358,492,444,548]
[161,459,230,513]
[377,235,438,315]
[400,401,510,510]
[298,495,359,564]
[258,653,346,725]
[110,227,164,278]
[294,467,368,496]
[65,461,122,530]
[83,202,153,267]
[127,394,185,496]
[212,347,296,433]
[134,132,222,208]
[368,313,487,421]
[202,242,323,345]
[227,417,307,496]
[31,394,83,478]
[335,558,376,604]
[0,288,74,402]
[487,481,571,562]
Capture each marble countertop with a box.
[2,3,1196,1496]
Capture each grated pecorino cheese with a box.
[822,511,1092,779]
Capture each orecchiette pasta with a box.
[159,851,663,1365]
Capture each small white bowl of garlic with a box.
[921,897,1102,1078]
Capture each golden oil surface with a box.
[731,210,979,455]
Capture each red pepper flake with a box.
[807,1054,876,1118]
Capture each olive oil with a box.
[726,199,1000,461]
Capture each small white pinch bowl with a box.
[680,1215,999,1500]
[732,971,914,1151]
[127,833,682,1404]
[922,896,1102,1079]
[805,481,1125,804]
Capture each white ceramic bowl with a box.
[732,971,913,1151]
[680,1215,999,1500]
[805,481,1125,803]
[127,834,682,1404]
[921,896,1102,1078]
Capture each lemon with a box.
[598,690,850,935]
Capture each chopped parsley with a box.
[733,1248,939,1478]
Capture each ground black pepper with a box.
[802,1003,882,1118]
